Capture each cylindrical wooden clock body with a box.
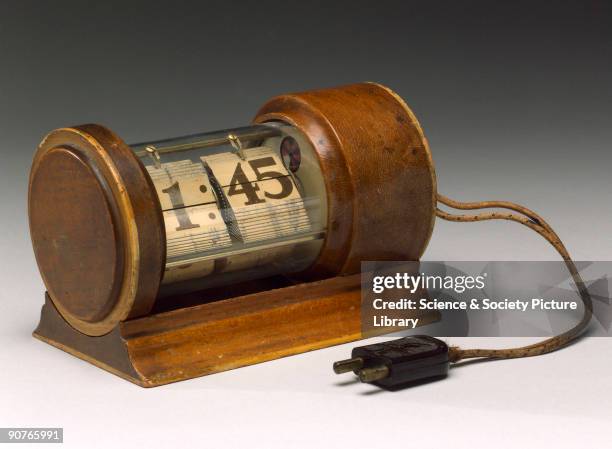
[28,83,436,336]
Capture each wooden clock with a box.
[28,82,437,387]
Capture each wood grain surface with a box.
[254,82,437,278]
[29,125,166,335]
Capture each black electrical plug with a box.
[333,335,450,390]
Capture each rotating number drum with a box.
[134,123,327,291]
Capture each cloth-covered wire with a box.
[435,194,592,363]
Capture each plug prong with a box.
[357,365,390,383]
[333,357,364,374]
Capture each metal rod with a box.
[358,365,390,382]
[333,357,364,374]
[133,126,281,158]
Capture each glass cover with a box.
[131,123,327,295]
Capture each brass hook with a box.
[145,145,162,169]
[228,134,246,160]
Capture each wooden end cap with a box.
[254,82,437,278]
[28,125,165,336]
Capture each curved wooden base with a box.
[34,275,437,387]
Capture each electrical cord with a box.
[334,193,594,388]
[435,193,593,363]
